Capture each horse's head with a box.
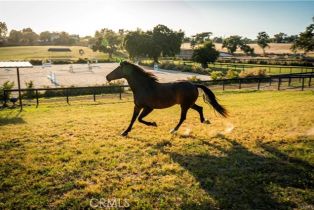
[106,61,130,82]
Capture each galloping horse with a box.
[106,61,228,136]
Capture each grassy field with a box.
[0,46,109,61]
[0,90,313,209]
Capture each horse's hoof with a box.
[151,122,157,127]
[121,131,128,137]
[203,119,211,124]
[170,129,177,134]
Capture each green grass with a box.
[0,46,109,61]
[0,91,313,209]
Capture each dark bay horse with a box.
[106,61,228,136]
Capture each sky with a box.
[0,1,313,39]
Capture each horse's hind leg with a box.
[191,104,210,124]
[138,107,157,127]
[170,106,189,134]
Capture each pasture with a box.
[0,46,108,61]
[0,90,313,209]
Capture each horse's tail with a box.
[195,84,228,117]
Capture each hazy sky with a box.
[0,1,313,38]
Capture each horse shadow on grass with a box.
[157,135,314,210]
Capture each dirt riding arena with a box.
[0,63,210,88]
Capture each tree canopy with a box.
[292,21,314,53]
[222,36,254,55]
[91,28,122,58]
[257,32,270,55]
[124,25,184,62]
[192,41,219,68]
[0,21,8,46]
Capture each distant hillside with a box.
[0,46,108,61]
[181,43,311,55]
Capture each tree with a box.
[149,25,184,63]
[0,21,8,46]
[212,36,223,43]
[124,29,150,60]
[222,35,242,54]
[291,21,314,54]
[192,41,219,68]
[240,44,254,56]
[193,32,212,44]
[92,28,122,58]
[8,30,23,45]
[273,32,287,43]
[257,32,270,55]
[20,28,39,45]
[39,31,52,44]
[285,35,298,43]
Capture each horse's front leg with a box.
[121,105,141,136]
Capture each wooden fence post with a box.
[239,79,241,89]
[93,89,96,102]
[277,77,281,90]
[3,90,7,107]
[269,77,272,86]
[36,90,39,108]
[119,86,122,100]
[66,89,69,104]
[288,77,291,86]
[309,76,312,87]
[257,78,261,90]
[301,77,305,91]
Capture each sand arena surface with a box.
[0,63,210,88]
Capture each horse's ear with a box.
[120,60,128,66]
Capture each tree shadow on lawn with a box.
[163,135,314,210]
[0,111,26,126]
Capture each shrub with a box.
[52,60,72,65]
[75,58,88,64]
[42,80,125,98]
[24,80,35,99]
[226,69,239,79]
[211,71,224,80]
[187,75,201,82]
[29,59,43,66]
[0,81,14,102]
[239,68,267,78]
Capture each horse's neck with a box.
[126,75,157,94]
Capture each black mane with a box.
[123,61,158,82]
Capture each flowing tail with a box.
[195,84,228,117]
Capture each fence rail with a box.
[2,72,313,108]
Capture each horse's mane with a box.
[123,61,158,82]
